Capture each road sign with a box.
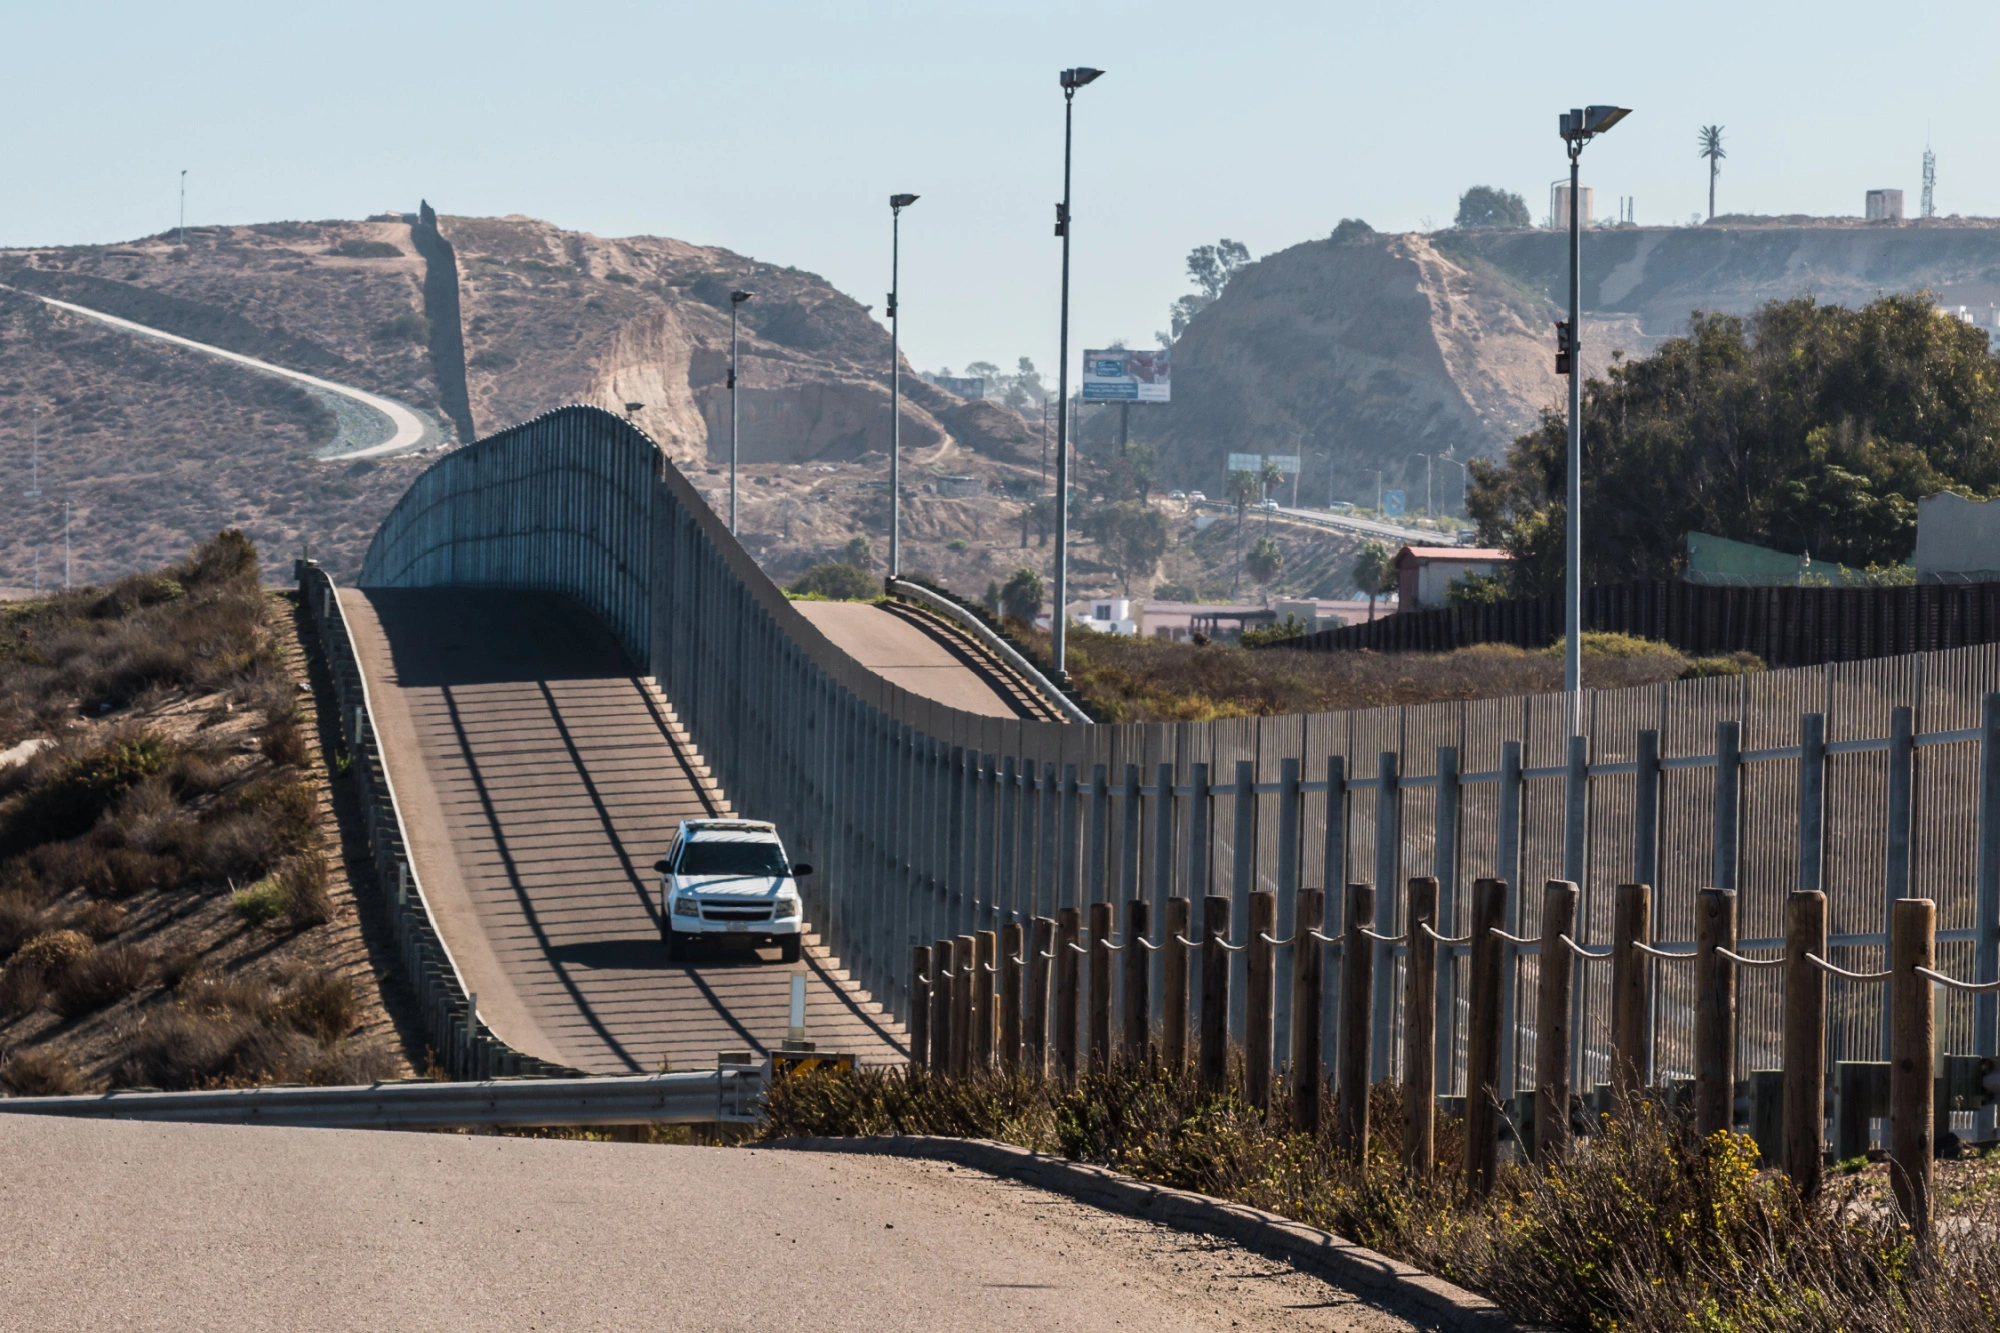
[1382,489,1407,519]
[1267,455,1301,474]
[1226,452,1263,473]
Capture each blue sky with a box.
[6,1,1995,375]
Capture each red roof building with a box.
[1393,546,1510,610]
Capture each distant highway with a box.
[1,285,439,460]
[1194,498,1441,546]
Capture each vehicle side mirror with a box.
[791,863,814,877]
[653,859,672,874]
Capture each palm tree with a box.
[1351,540,1390,622]
[1226,469,1261,594]
[1698,125,1725,221]
[1258,459,1286,528]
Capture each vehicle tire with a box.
[663,922,683,962]
[779,936,801,965]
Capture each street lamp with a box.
[888,192,919,578]
[1051,65,1103,685]
[1413,452,1432,521]
[728,289,753,534]
[1557,104,1630,729]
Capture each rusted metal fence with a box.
[359,407,2000,1140]
[1296,578,2000,668]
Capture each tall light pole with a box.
[728,289,753,534]
[26,402,44,500]
[62,499,72,590]
[1414,452,1432,520]
[887,193,919,578]
[1558,104,1631,731]
[1050,65,1103,685]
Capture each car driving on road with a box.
[655,819,811,963]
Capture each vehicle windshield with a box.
[676,839,789,879]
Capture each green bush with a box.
[231,878,289,925]
[371,312,431,343]
[1240,614,1309,648]
[787,563,878,600]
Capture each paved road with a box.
[1196,499,1438,546]
[345,587,906,1073]
[0,1115,1418,1332]
[1,284,437,459]
[795,600,1060,719]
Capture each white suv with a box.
[654,819,811,963]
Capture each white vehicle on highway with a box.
[654,819,811,963]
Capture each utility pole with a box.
[26,402,44,500]
[62,499,72,590]
[887,193,918,577]
[179,170,187,245]
[1560,104,1632,733]
[1050,65,1104,685]
[1415,452,1432,520]
[728,289,753,535]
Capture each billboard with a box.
[933,375,985,400]
[1081,348,1170,402]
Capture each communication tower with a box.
[1922,146,1937,220]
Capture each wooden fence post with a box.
[1088,901,1114,1068]
[1889,896,1935,1241]
[1000,922,1023,1072]
[1695,888,1738,1139]
[1123,898,1151,1061]
[1292,888,1326,1135]
[1612,882,1652,1102]
[954,935,976,1077]
[1465,877,1508,1196]
[1164,897,1191,1069]
[1338,882,1376,1159]
[974,930,996,1069]
[1055,907,1081,1081]
[931,937,953,1073]
[1200,895,1231,1094]
[1538,880,1579,1162]
[1025,917,1053,1074]
[910,944,932,1071]
[1784,890,1827,1197]
[1246,891,1277,1113]
[1403,876,1439,1172]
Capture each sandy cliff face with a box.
[1154,232,1564,500]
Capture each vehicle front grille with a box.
[701,903,774,922]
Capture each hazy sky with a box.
[7,1,1996,377]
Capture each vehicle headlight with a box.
[775,891,801,918]
[673,894,700,918]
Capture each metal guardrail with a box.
[296,560,582,1081]
[0,1069,765,1130]
[886,577,1090,723]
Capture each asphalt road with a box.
[0,1114,1419,1333]
[794,600,1055,718]
[1,284,436,459]
[344,586,906,1073]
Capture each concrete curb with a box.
[767,1135,1529,1333]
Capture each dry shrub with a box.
[0,1046,86,1096]
[279,850,332,929]
[23,839,112,897]
[0,961,46,1016]
[52,943,155,1017]
[115,964,364,1090]
[12,928,92,979]
[763,1061,2000,1332]
[65,900,126,940]
[0,892,47,959]
[259,719,311,768]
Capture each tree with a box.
[1351,540,1391,621]
[1166,238,1252,341]
[1082,501,1170,594]
[1466,293,2000,593]
[999,567,1045,622]
[1245,536,1283,599]
[1455,186,1531,229]
[789,563,878,600]
[842,535,873,569]
[1258,458,1286,524]
[1330,218,1375,244]
[1698,126,1726,221]
[1226,469,1262,593]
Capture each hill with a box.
[1151,220,2000,508]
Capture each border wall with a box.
[361,407,2000,1108]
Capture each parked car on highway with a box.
[1257,498,1280,511]
[1188,490,1207,503]
[1168,489,1187,501]
[655,819,811,963]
